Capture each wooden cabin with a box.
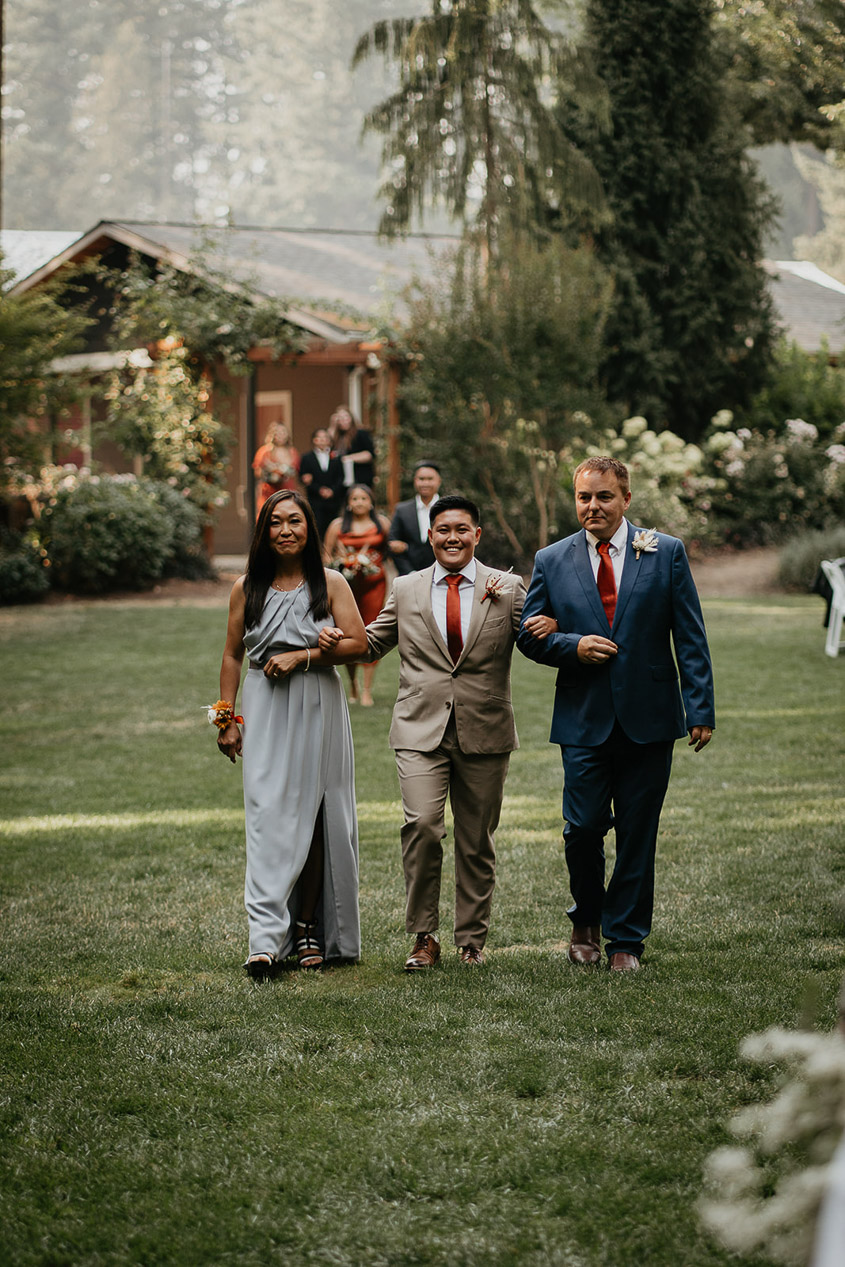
[7,221,449,552]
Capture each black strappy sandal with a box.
[244,953,277,980]
[294,920,324,970]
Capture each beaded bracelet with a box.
[205,699,244,729]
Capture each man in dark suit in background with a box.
[299,427,345,538]
[517,456,715,973]
[388,461,442,575]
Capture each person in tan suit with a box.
[320,494,526,970]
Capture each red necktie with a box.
[445,574,464,663]
[596,541,617,627]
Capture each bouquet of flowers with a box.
[259,457,296,487]
[331,548,381,583]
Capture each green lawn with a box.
[1,593,842,1267]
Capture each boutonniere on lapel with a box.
[632,529,658,560]
[480,567,513,603]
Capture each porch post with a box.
[386,362,400,509]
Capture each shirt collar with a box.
[433,556,477,586]
[586,518,629,554]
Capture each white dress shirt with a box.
[431,557,477,648]
[314,449,330,472]
[415,494,434,543]
[585,518,629,590]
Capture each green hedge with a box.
[40,477,174,594]
[144,480,215,581]
[0,534,51,605]
[778,526,845,592]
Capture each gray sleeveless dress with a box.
[241,585,360,962]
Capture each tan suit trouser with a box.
[394,716,510,948]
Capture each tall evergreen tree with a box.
[569,0,776,438]
[399,231,614,564]
[4,0,236,228]
[353,0,605,251]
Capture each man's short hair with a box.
[414,460,441,476]
[429,494,480,526]
[573,456,630,495]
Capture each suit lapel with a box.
[611,522,644,631]
[573,533,609,629]
[458,562,495,663]
[414,566,453,664]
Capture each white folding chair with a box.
[819,558,845,658]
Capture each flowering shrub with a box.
[105,347,231,524]
[6,461,91,511]
[40,476,174,593]
[0,533,50,605]
[704,414,845,546]
[699,1025,845,1266]
[562,410,845,551]
[7,465,212,592]
[560,416,717,546]
[737,338,845,442]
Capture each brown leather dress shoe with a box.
[458,946,485,966]
[567,925,602,965]
[404,933,440,972]
[608,952,640,972]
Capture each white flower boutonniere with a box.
[481,566,513,603]
[632,528,659,560]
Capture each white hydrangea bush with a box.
[578,417,714,542]
[699,1025,845,1267]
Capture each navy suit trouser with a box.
[561,722,674,959]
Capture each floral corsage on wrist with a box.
[632,528,658,559]
[481,566,513,603]
[205,699,244,730]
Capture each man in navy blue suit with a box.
[517,456,715,972]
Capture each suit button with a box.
[445,701,451,708]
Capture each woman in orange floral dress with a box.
[252,421,300,516]
[323,484,391,706]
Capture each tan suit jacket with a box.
[365,561,526,754]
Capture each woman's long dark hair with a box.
[244,490,329,629]
[340,484,381,535]
[329,405,358,454]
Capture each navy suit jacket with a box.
[517,522,715,746]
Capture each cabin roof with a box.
[5,225,845,355]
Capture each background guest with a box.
[388,461,442,575]
[323,484,391,707]
[328,405,375,490]
[299,427,345,538]
[252,420,300,516]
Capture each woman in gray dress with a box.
[216,489,367,978]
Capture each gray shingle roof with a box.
[762,260,845,357]
[1,229,82,285]
[110,221,449,316]
[6,221,455,337]
[7,227,845,356]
